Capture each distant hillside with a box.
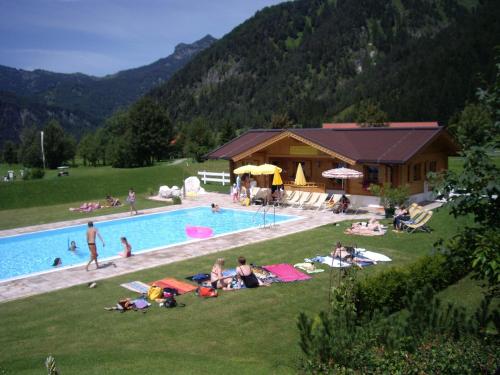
[0,34,216,145]
[150,0,499,130]
[0,91,95,145]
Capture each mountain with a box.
[149,0,499,131]
[0,34,216,145]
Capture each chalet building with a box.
[206,122,459,206]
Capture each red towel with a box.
[150,277,197,294]
[263,263,311,282]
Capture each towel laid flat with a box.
[150,278,197,294]
[263,263,311,282]
[120,281,150,294]
[294,262,325,273]
[355,249,392,262]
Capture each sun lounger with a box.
[402,210,433,233]
[293,191,312,208]
[301,192,320,209]
[287,190,303,206]
[312,193,329,211]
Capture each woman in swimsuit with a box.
[210,258,233,290]
[127,188,138,215]
[119,237,132,258]
[235,256,264,288]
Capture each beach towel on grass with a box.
[263,264,311,282]
[185,273,210,283]
[355,249,392,262]
[314,256,376,268]
[150,277,197,294]
[251,265,281,284]
[120,281,150,294]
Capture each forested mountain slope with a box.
[151,0,499,129]
[0,35,215,144]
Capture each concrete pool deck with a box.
[0,192,386,303]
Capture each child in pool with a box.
[119,237,132,258]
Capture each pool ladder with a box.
[253,201,276,229]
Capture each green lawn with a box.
[0,206,480,374]
[0,159,229,229]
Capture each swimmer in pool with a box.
[69,240,77,251]
[211,203,220,213]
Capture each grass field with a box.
[0,159,229,229]
[0,206,481,374]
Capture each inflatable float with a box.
[185,225,214,239]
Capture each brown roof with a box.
[206,127,458,164]
[323,122,439,129]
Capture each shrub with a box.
[22,168,45,180]
[354,254,470,317]
[30,168,45,179]
[172,196,182,205]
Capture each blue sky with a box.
[0,0,284,76]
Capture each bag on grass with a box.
[163,287,179,297]
[147,285,163,301]
[196,286,218,298]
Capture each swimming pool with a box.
[0,207,298,281]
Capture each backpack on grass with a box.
[196,286,218,298]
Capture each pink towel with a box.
[263,263,311,282]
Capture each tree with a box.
[448,103,494,150]
[18,127,42,168]
[128,97,172,165]
[43,120,76,169]
[269,113,295,129]
[355,100,388,127]
[78,133,98,167]
[219,121,236,145]
[436,58,500,293]
[181,117,214,162]
[2,141,18,164]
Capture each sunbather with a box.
[393,205,410,232]
[345,218,386,235]
[106,195,121,207]
[210,258,233,290]
[331,242,377,268]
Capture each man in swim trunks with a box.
[86,221,105,271]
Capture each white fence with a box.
[197,171,230,186]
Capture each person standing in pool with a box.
[127,188,138,215]
[86,221,105,271]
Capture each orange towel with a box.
[150,277,197,294]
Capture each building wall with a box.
[230,134,452,198]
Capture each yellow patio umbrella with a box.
[254,164,282,175]
[272,169,283,185]
[233,164,258,175]
[294,163,307,186]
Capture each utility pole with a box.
[40,131,46,169]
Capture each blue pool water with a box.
[0,207,298,281]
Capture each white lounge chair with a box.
[293,191,312,208]
[301,192,321,209]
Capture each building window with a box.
[429,161,437,173]
[364,166,379,185]
[413,163,422,181]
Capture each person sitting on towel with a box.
[331,242,376,268]
[210,258,233,290]
[235,256,269,288]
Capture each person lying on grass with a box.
[331,242,377,268]
[344,218,385,235]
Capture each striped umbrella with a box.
[322,167,363,179]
